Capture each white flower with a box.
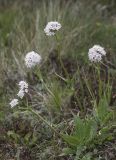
[25,88,28,93]
[88,51,102,62]
[17,89,25,99]
[25,51,42,68]
[92,45,106,56]
[88,45,106,62]
[18,81,28,91]
[10,99,19,108]
[44,21,61,36]
[18,81,28,99]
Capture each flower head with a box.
[92,45,106,56]
[88,45,106,62]
[25,88,28,93]
[25,51,41,68]
[17,89,25,99]
[10,99,19,108]
[18,81,28,99]
[18,81,28,91]
[44,21,61,36]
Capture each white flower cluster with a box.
[17,81,28,99]
[18,81,28,92]
[17,90,25,99]
[10,99,19,108]
[9,21,62,108]
[9,81,28,108]
[25,51,42,68]
[9,21,108,110]
[44,21,61,36]
[88,45,106,62]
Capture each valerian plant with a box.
[8,17,115,160]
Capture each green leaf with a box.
[74,117,97,145]
[84,119,97,143]
[95,94,112,126]
[7,130,20,143]
[29,133,38,146]
[62,134,80,147]
[74,117,86,143]
[24,132,32,144]
[62,147,76,155]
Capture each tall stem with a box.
[96,64,102,98]
[35,68,61,109]
[55,34,69,79]
[28,107,60,136]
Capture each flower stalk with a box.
[28,107,60,136]
[55,34,69,79]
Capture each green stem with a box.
[35,69,61,109]
[100,61,109,68]
[28,107,59,135]
[55,34,69,79]
[84,76,95,100]
[96,64,102,98]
